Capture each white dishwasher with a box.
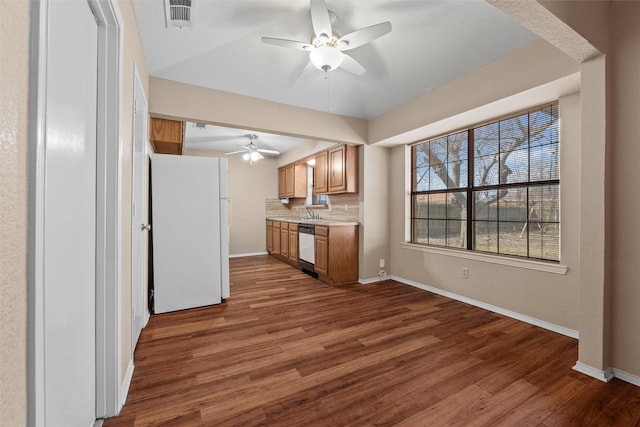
[298,223,316,275]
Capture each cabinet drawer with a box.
[280,222,289,231]
[266,220,273,226]
[289,223,298,231]
[315,225,329,237]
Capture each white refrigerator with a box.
[151,154,230,314]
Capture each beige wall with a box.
[148,78,368,146]
[610,1,640,378]
[183,149,278,256]
[117,0,150,384]
[388,92,581,330]
[277,140,337,167]
[359,145,391,280]
[0,1,29,423]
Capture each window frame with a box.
[410,102,560,262]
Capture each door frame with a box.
[27,0,123,423]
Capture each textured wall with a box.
[0,0,29,423]
[610,1,640,380]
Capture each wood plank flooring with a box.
[104,255,640,426]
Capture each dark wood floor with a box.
[105,255,640,426]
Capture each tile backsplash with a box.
[265,193,359,222]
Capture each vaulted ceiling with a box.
[132,0,538,153]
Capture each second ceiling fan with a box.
[225,134,280,165]
[261,0,392,76]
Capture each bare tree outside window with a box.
[411,104,560,261]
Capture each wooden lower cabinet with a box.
[267,220,358,283]
[314,227,329,276]
[288,224,298,264]
[315,224,358,285]
[267,220,299,266]
[280,222,289,258]
[266,220,273,252]
[272,222,281,255]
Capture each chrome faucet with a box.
[304,208,321,220]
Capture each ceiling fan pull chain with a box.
[325,72,330,113]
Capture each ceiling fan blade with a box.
[310,0,332,38]
[261,37,313,51]
[296,60,316,80]
[340,53,366,75]
[337,22,392,51]
[224,150,246,155]
[257,148,281,155]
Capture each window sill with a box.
[400,242,568,275]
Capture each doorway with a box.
[131,68,149,351]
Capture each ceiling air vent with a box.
[164,0,193,30]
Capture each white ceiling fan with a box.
[225,134,280,165]
[261,0,392,75]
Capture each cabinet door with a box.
[327,145,358,194]
[288,230,298,263]
[280,226,289,258]
[294,162,307,198]
[315,226,329,276]
[284,164,295,197]
[278,167,286,198]
[266,222,273,252]
[272,222,281,254]
[328,145,347,193]
[313,150,328,194]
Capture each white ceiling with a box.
[183,122,308,155]
[132,0,539,154]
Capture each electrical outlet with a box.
[379,258,385,269]
[461,267,469,279]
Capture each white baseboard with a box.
[613,368,640,387]
[572,361,614,382]
[390,275,580,339]
[229,251,268,258]
[119,359,135,410]
[359,275,388,284]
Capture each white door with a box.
[152,154,222,314]
[131,71,148,349]
[43,0,98,424]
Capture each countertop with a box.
[266,217,359,227]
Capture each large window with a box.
[411,103,560,262]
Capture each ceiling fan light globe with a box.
[309,46,343,72]
[250,151,262,161]
[242,153,250,161]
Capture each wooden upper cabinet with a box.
[313,150,328,194]
[278,162,307,199]
[284,164,295,197]
[278,167,287,199]
[327,144,358,194]
[294,162,307,198]
[150,118,183,155]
